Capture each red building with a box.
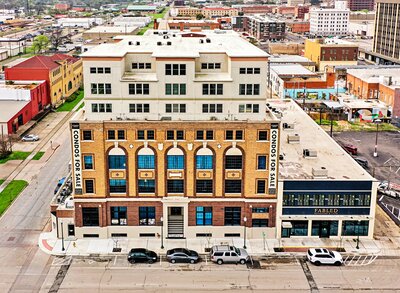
[296,5,310,20]
[0,80,48,135]
[287,21,310,33]
[54,3,71,11]
[240,5,274,14]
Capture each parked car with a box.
[54,177,66,194]
[166,248,199,264]
[339,142,357,155]
[307,248,343,266]
[22,134,39,142]
[378,181,400,198]
[127,248,157,264]
[353,157,369,169]
[210,245,249,265]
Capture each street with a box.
[37,256,400,292]
[0,118,72,292]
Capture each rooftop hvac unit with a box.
[200,39,204,43]
[303,149,317,158]
[282,122,295,129]
[312,167,328,178]
[157,41,162,46]
[167,41,172,46]
[206,38,211,43]
[287,134,300,143]
[160,116,172,121]
[136,41,140,46]
[128,41,133,45]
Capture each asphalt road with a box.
[0,123,71,292]
[39,256,400,292]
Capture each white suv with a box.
[307,248,343,266]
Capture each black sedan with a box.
[166,248,199,264]
[127,248,157,264]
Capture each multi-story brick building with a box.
[304,38,358,71]
[202,7,239,19]
[286,20,310,34]
[246,15,286,41]
[347,0,375,11]
[53,30,281,240]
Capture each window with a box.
[196,207,212,225]
[165,84,186,95]
[117,130,125,140]
[82,130,92,141]
[107,130,115,140]
[225,156,242,169]
[239,84,260,95]
[225,180,242,193]
[90,67,111,74]
[136,130,154,140]
[195,130,214,140]
[258,131,268,141]
[239,104,260,113]
[108,155,126,169]
[91,83,112,94]
[129,84,150,95]
[202,84,223,95]
[82,207,99,226]
[165,64,186,75]
[132,63,151,69]
[257,155,267,170]
[252,219,268,227]
[138,180,155,193]
[109,179,126,193]
[257,180,266,194]
[138,155,155,169]
[206,130,214,140]
[83,155,93,169]
[224,207,241,226]
[290,221,308,236]
[167,180,184,193]
[196,154,213,169]
[342,221,369,236]
[129,103,150,113]
[91,103,112,113]
[166,130,185,140]
[111,206,127,225]
[252,207,269,213]
[166,103,186,113]
[225,130,243,140]
[201,63,221,69]
[202,104,223,113]
[139,207,156,225]
[84,179,94,193]
[196,180,213,193]
[167,155,184,169]
[239,67,260,74]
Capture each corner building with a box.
[68,30,280,240]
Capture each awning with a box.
[322,101,343,109]
[282,221,293,229]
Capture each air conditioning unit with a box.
[128,41,133,45]
[136,41,140,45]
[287,134,300,143]
[283,122,294,129]
[312,167,328,178]
[167,41,172,46]
[160,116,172,121]
[157,41,162,46]
[206,38,211,43]
[303,149,317,158]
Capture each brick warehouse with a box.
[51,30,281,240]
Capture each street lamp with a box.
[160,216,164,249]
[356,220,361,250]
[243,216,247,249]
[373,119,382,157]
[61,222,65,251]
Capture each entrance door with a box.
[18,114,23,126]
[319,221,330,238]
[68,224,75,237]
[167,207,184,238]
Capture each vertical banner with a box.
[71,123,83,195]
[268,123,279,194]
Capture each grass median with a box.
[0,151,31,164]
[56,90,84,112]
[0,180,28,215]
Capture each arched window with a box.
[68,81,72,91]
[137,147,155,169]
[108,147,126,169]
[167,147,184,170]
[225,148,242,169]
[196,147,213,170]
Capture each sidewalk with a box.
[39,232,400,257]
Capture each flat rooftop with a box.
[84,26,138,34]
[269,99,373,181]
[339,95,388,109]
[269,54,314,64]
[0,100,29,122]
[271,64,317,76]
[81,30,269,58]
[347,67,400,89]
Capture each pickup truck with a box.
[378,181,400,199]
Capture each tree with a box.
[196,13,204,20]
[31,35,50,54]
[0,127,12,160]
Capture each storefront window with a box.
[196,207,212,225]
[342,220,369,236]
[139,207,156,225]
[290,221,308,236]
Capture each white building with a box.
[81,30,269,121]
[57,18,104,29]
[112,16,152,28]
[309,1,350,36]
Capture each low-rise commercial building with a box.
[57,18,104,28]
[112,16,152,28]
[202,7,239,18]
[154,19,221,31]
[273,99,377,239]
[82,26,139,41]
[304,38,359,71]
[286,20,310,34]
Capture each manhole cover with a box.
[7,237,15,242]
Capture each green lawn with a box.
[32,152,45,160]
[56,90,84,112]
[0,180,28,215]
[137,8,169,35]
[0,180,4,185]
[0,151,31,164]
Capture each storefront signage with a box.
[283,207,370,216]
[314,208,339,215]
[71,123,82,195]
[268,124,279,194]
